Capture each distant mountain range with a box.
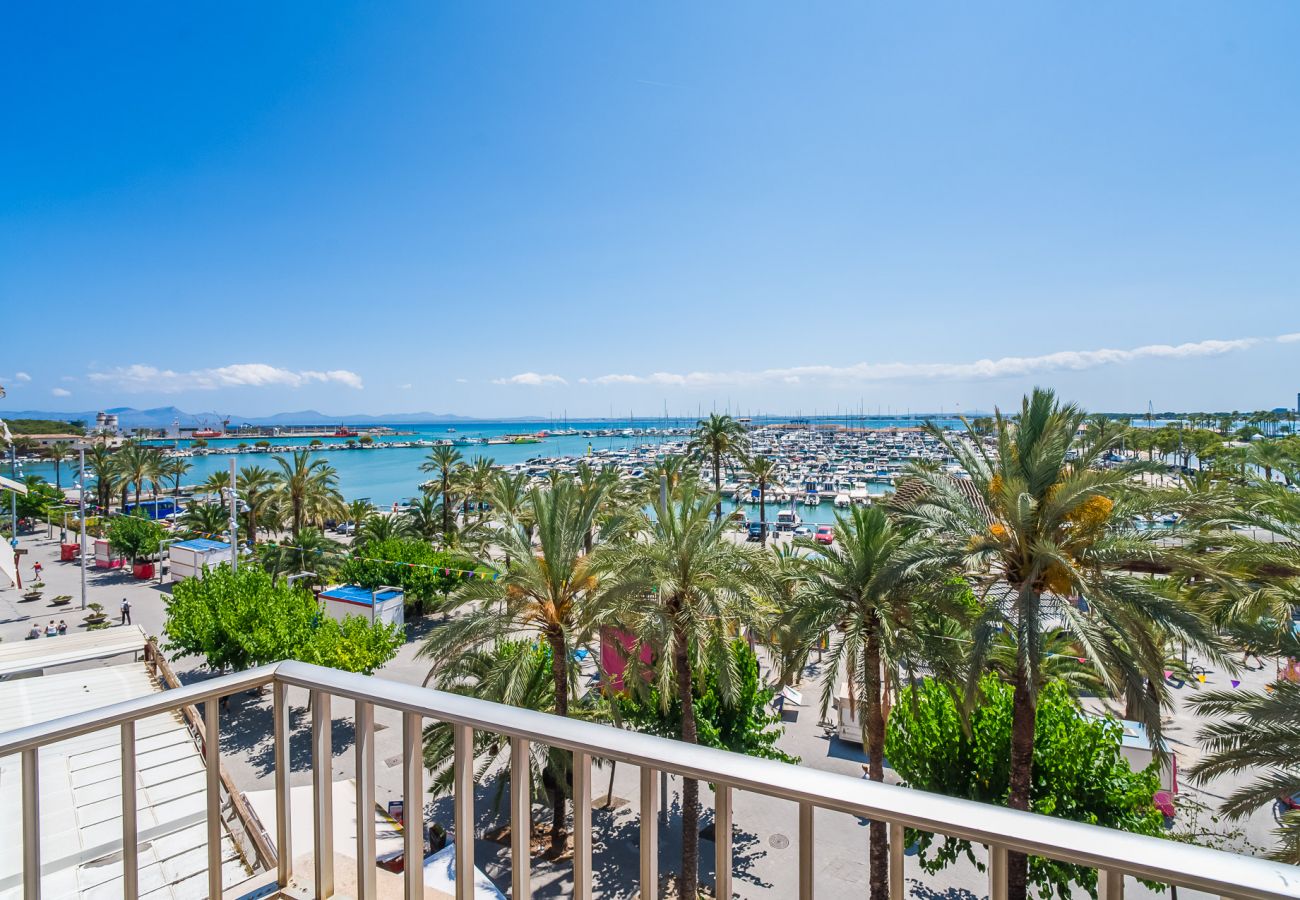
[1,406,528,429]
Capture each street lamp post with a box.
[228,458,238,574]
[79,447,88,610]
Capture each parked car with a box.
[792,524,813,537]
[815,525,835,545]
[747,522,767,542]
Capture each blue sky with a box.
[3,2,1298,418]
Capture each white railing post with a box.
[573,751,593,900]
[312,690,334,898]
[990,844,1008,900]
[121,721,139,900]
[715,784,733,900]
[888,821,904,900]
[355,700,376,899]
[22,747,39,900]
[641,766,659,900]
[204,698,222,900]
[799,801,814,900]
[454,723,475,900]
[274,680,293,887]
[402,711,424,900]
[510,737,532,900]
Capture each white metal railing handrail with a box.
[3,659,1299,900]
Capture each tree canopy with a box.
[886,675,1165,899]
[164,564,402,674]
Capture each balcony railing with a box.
[3,659,1299,900]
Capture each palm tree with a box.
[116,442,161,510]
[347,498,375,527]
[597,482,768,898]
[893,389,1218,900]
[420,445,463,540]
[1251,440,1288,483]
[688,413,749,521]
[260,526,342,582]
[422,640,587,848]
[161,457,192,498]
[354,513,414,546]
[418,477,607,852]
[785,505,935,900]
[403,493,446,543]
[45,440,73,491]
[201,469,231,498]
[1188,671,1300,863]
[238,465,276,546]
[462,456,497,523]
[182,501,229,538]
[742,454,780,544]
[85,441,118,512]
[272,449,345,540]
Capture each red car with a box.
[815,525,835,545]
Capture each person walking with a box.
[120,598,131,625]
[33,560,43,581]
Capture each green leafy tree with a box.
[2,476,64,522]
[886,675,1166,899]
[107,512,164,566]
[272,449,346,539]
[337,537,467,613]
[164,564,401,673]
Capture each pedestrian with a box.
[120,597,131,625]
[33,560,43,580]
[46,621,57,638]
[57,620,67,635]
[1242,645,1262,670]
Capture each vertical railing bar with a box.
[714,783,733,900]
[1100,868,1124,900]
[274,680,293,887]
[312,690,334,898]
[402,711,424,900]
[121,721,139,900]
[640,766,659,900]
[355,700,376,900]
[799,801,814,900]
[204,698,222,900]
[454,723,476,900]
[572,751,593,900]
[22,747,39,900]
[888,821,904,900]
[510,737,532,900]
[990,844,1009,900]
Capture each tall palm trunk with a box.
[442,477,452,538]
[713,451,723,522]
[1006,657,1037,900]
[674,619,700,899]
[864,618,889,900]
[54,459,62,491]
[759,482,767,544]
[546,629,570,854]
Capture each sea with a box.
[15,417,964,526]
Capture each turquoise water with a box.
[15,417,960,524]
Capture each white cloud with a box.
[51,387,72,397]
[492,372,568,387]
[15,372,31,382]
[398,383,413,390]
[88,363,364,393]
[1277,332,1300,343]
[585,334,1289,389]
[455,378,469,384]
